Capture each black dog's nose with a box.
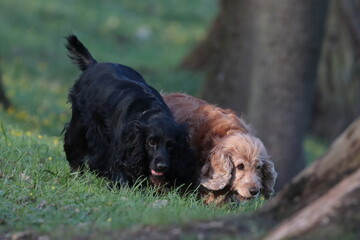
[249,188,259,196]
[156,162,169,171]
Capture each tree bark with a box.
[248,0,328,190]
[260,117,360,219]
[181,0,258,114]
[264,169,360,240]
[0,67,11,110]
[311,0,360,141]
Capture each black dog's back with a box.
[70,62,171,125]
[66,35,167,111]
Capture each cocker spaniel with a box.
[163,93,277,204]
[63,35,195,189]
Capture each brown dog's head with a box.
[200,133,277,201]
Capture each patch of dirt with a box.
[0,231,50,240]
[77,215,272,240]
[0,215,272,240]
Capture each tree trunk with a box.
[248,0,328,190]
[181,0,258,114]
[260,117,360,239]
[260,117,360,220]
[311,0,360,141]
[0,67,11,110]
[264,169,360,240]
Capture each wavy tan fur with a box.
[163,93,277,204]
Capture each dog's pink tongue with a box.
[151,170,164,176]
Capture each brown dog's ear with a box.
[200,146,233,191]
[260,159,277,198]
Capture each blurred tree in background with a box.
[180,0,256,113]
[181,0,328,190]
[248,1,328,190]
[311,0,360,141]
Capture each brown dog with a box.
[163,93,277,204]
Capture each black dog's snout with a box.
[249,188,259,196]
[156,162,169,171]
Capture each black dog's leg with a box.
[64,117,88,172]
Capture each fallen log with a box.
[260,117,360,220]
[264,168,360,240]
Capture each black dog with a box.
[63,35,196,189]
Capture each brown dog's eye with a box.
[237,163,244,170]
[148,138,157,147]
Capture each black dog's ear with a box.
[65,35,97,71]
[116,120,148,181]
[169,125,198,189]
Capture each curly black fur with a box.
[63,35,197,189]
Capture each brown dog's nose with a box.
[249,187,259,196]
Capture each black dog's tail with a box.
[65,35,97,71]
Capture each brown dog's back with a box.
[163,93,206,123]
[163,93,250,161]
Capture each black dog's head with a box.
[119,110,195,188]
[144,116,183,178]
[145,116,197,190]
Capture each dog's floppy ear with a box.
[260,159,277,198]
[117,120,147,180]
[169,126,198,187]
[200,143,233,191]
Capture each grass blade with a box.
[0,121,8,146]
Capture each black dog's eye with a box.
[148,138,157,147]
[257,165,261,170]
[166,141,174,151]
[237,163,245,170]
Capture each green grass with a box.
[0,123,265,238]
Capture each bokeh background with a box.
[0,0,216,135]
